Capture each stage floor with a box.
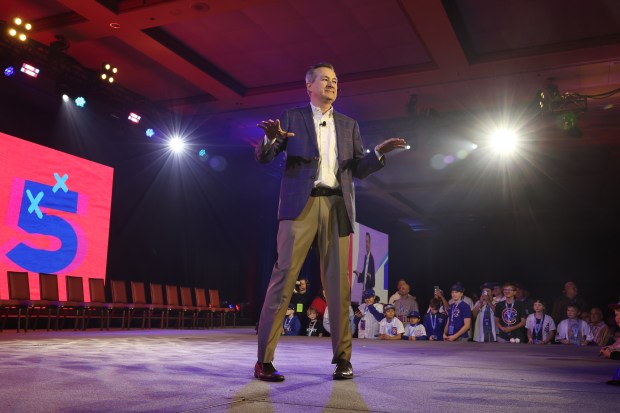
[0,328,618,412]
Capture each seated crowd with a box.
[281,278,620,360]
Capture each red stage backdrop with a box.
[0,132,113,301]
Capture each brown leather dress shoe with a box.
[333,359,353,380]
[254,362,285,382]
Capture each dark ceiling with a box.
[1,0,620,239]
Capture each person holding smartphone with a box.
[472,283,498,342]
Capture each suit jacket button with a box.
[313,156,319,161]
[310,175,315,179]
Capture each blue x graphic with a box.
[53,173,69,193]
[26,189,44,219]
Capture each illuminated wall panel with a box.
[0,132,113,301]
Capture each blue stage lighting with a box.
[4,66,15,77]
[145,128,155,138]
[75,97,86,108]
[198,148,208,161]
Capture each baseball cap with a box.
[383,304,395,312]
[450,282,465,293]
[362,289,376,299]
[408,310,421,318]
[480,282,495,290]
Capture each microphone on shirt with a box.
[320,121,327,127]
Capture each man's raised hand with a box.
[258,119,295,141]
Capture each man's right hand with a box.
[258,119,295,141]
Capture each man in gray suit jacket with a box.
[254,62,405,381]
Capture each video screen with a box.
[0,132,113,301]
[350,223,389,303]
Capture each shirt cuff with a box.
[374,146,383,159]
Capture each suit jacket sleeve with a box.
[255,110,290,163]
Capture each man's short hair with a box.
[567,303,581,312]
[429,298,441,310]
[305,62,335,83]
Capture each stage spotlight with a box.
[198,148,208,161]
[145,128,155,138]
[490,128,517,153]
[20,63,39,78]
[4,66,14,77]
[100,63,117,83]
[7,17,32,42]
[128,112,141,123]
[75,97,86,108]
[168,136,185,153]
[62,94,69,102]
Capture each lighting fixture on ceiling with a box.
[100,63,118,83]
[20,63,40,78]
[7,17,32,42]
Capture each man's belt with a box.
[310,187,343,197]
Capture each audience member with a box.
[599,304,620,359]
[589,307,610,346]
[472,283,497,342]
[434,282,474,316]
[556,304,593,345]
[491,282,505,305]
[402,311,427,341]
[514,283,534,316]
[525,299,556,345]
[580,311,591,324]
[388,279,407,304]
[393,283,419,323]
[310,289,327,319]
[443,282,472,342]
[424,298,447,341]
[433,287,450,315]
[305,307,324,337]
[494,282,527,343]
[551,281,588,324]
[282,305,301,336]
[323,305,355,337]
[379,304,404,340]
[354,288,384,339]
[290,278,312,334]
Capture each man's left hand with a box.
[376,138,407,155]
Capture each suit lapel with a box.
[301,105,319,153]
[333,111,350,159]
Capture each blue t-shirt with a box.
[447,301,471,338]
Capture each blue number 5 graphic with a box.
[7,180,79,274]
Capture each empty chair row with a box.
[0,271,109,332]
[0,271,235,332]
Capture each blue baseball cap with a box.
[362,289,376,299]
[408,311,421,318]
[450,282,465,293]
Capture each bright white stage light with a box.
[62,94,69,102]
[490,128,517,153]
[168,136,185,153]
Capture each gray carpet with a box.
[0,328,618,412]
